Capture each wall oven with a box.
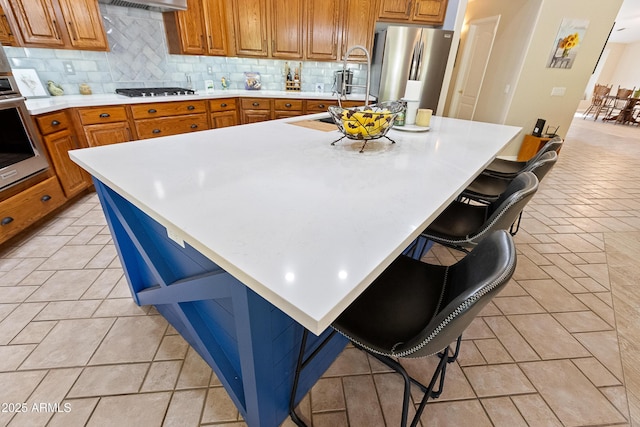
[0,45,49,191]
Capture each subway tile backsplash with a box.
[4,4,366,96]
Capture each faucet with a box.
[339,45,371,106]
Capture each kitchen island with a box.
[69,114,521,426]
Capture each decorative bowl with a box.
[328,101,404,141]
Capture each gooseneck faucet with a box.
[338,45,371,107]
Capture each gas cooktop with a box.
[115,87,196,97]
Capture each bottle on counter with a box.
[395,100,407,126]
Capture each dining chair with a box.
[482,136,562,179]
[289,230,517,427]
[418,171,538,253]
[603,86,635,123]
[583,84,612,120]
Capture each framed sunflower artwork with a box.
[547,18,589,69]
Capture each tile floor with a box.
[0,115,639,426]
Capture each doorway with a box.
[449,15,501,120]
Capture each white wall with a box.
[607,41,640,90]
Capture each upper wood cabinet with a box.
[305,0,341,61]
[230,0,269,57]
[378,0,448,25]
[341,0,378,62]
[164,0,230,56]
[0,2,16,45]
[5,0,108,50]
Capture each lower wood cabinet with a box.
[0,176,66,245]
[33,110,91,198]
[274,99,304,119]
[135,114,209,139]
[240,98,273,124]
[209,98,239,128]
[76,106,133,147]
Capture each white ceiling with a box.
[608,0,640,44]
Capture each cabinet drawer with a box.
[274,99,303,111]
[77,106,128,125]
[305,100,335,113]
[0,177,66,244]
[135,114,209,139]
[241,98,272,110]
[209,98,238,112]
[130,101,207,119]
[35,111,70,135]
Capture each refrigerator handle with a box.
[409,39,423,80]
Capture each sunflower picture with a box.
[548,18,589,69]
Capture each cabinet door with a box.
[84,122,133,147]
[171,0,206,55]
[0,3,16,45]
[211,111,238,129]
[412,0,447,24]
[57,0,108,50]
[241,110,271,124]
[341,0,377,62]
[9,0,66,47]
[270,0,303,58]
[43,129,90,197]
[203,0,229,55]
[231,0,268,57]
[305,0,340,60]
[378,0,411,20]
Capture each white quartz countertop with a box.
[69,114,521,334]
[24,90,368,115]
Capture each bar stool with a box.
[289,230,517,427]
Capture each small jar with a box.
[395,100,407,126]
[79,83,92,95]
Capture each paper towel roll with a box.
[404,80,423,101]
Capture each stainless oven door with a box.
[0,97,49,190]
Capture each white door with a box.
[450,16,500,120]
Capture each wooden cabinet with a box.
[230,0,269,57]
[6,0,108,50]
[305,99,362,113]
[34,110,91,197]
[77,106,133,148]
[305,0,341,61]
[164,0,230,56]
[341,0,378,62]
[0,176,66,245]
[131,100,209,139]
[378,0,448,25]
[209,98,239,128]
[517,135,552,161]
[240,98,273,123]
[270,0,304,58]
[0,2,16,45]
[274,99,303,119]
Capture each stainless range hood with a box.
[98,0,187,12]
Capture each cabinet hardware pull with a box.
[41,195,51,202]
[1,217,13,226]
[99,113,110,118]
[190,124,198,129]
[187,105,195,110]
[52,20,60,39]
[51,120,60,126]
[208,35,213,49]
[152,129,161,134]
[318,104,325,108]
[2,15,12,36]
[406,0,412,15]
[148,109,157,113]
[200,34,205,48]
[285,103,292,108]
[220,103,227,107]
[252,102,259,107]
[68,21,77,40]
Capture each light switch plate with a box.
[551,87,566,96]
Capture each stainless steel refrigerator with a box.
[369,26,454,110]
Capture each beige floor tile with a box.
[310,377,345,412]
[577,263,611,289]
[510,393,562,426]
[87,392,172,427]
[0,370,48,426]
[176,346,213,389]
[483,316,540,362]
[69,363,149,397]
[0,285,38,303]
[520,359,627,426]
[6,235,72,258]
[457,340,486,366]
[418,399,493,427]
[141,360,182,392]
[89,315,166,364]
[20,317,114,369]
[372,372,416,426]
[508,313,590,359]
[323,346,371,377]
[202,387,240,423]
[518,279,588,312]
[474,338,514,364]
[155,334,190,361]
[575,293,616,326]
[10,320,56,344]
[0,258,47,286]
[0,344,35,371]
[311,411,349,427]
[574,330,624,380]
[404,357,476,402]
[480,396,528,427]
[492,295,545,315]
[163,389,207,427]
[0,302,47,345]
[552,310,612,333]
[81,268,123,300]
[92,298,149,317]
[342,375,385,427]
[573,357,622,387]
[27,270,102,302]
[37,244,103,270]
[464,364,535,397]
[34,300,102,320]
[48,398,99,427]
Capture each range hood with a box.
[98,0,187,12]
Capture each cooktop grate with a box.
[115,87,196,97]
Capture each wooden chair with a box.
[604,86,635,123]
[583,84,612,120]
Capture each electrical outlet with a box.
[207,66,213,75]
[551,87,566,96]
[63,61,75,75]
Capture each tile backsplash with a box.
[3,4,366,96]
